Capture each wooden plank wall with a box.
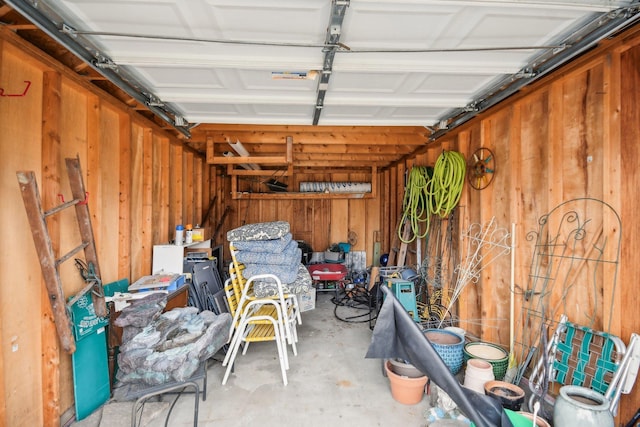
[0,31,208,426]
[3,18,640,427]
[210,168,379,264]
[206,26,640,424]
[372,29,640,424]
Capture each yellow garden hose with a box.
[427,151,466,218]
[398,151,466,243]
[398,166,431,243]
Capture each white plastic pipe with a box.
[223,151,253,171]
[229,138,261,170]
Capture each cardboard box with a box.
[297,288,316,312]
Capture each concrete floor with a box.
[74,292,435,427]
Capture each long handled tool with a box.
[504,223,518,383]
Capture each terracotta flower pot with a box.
[385,360,428,405]
[517,411,551,427]
[387,358,424,378]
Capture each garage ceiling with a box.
[3,0,640,165]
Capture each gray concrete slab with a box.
[72,292,433,426]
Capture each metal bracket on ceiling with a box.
[144,93,165,108]
[93,54,119,71]
[61,23,77,38]
[312,0,350,125]
[462,102,480,113]
[174,116,188,127]
[514,68,536,79]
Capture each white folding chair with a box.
[222,267,295,385]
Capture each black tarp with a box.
[365,286,513,427]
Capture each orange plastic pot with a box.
[384,360,428,405]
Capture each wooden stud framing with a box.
[118,112,132,279]
[602,50,622,337]
[206,135,292,170]
[41,70,62,427]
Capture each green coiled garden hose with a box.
[398,166,432,244]
[427,151,466,218]
[397,151,466,244]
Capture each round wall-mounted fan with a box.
[468,147,495,190]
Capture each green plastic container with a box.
[469,409,540,427]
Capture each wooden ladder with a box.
[16,157,106,354]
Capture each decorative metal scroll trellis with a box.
[514,197,622,382]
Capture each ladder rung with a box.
[66,281,95,308]
[56,241,90,266]
[44,198,83,217]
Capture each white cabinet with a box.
[152,240,211,274]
